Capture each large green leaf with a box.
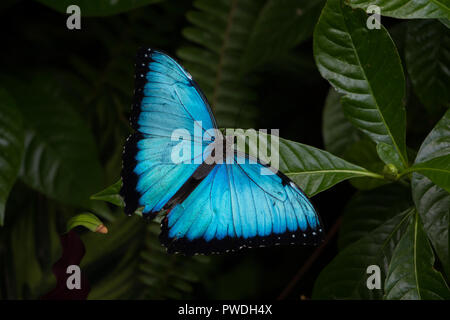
[411,109,450,276]
[280,141,384,197]
[410,154,450,192]
[0,89,23,225]
[178,0,264,128]
[322,87,363,157]
[95,130,384,202]
[36,0,163,17]
[314,0,408,167]
[411,175,450,277]
[384,212,450,299]
[321,88,388,190]
[230,130,384,197]
[413,110,450,163]
[312,208,414,299]
[348,0,450,19]
[406,20,450,115]
[338,184,412,249]
[6,73,103,207]
[242,0,325,72]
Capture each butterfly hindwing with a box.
[121,48,217,216]
[160,154,324,255]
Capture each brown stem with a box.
[277,217,342,300]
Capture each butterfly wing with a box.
[121,48,217,216]
[160,153,324,254]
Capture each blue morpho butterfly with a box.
[121,48,325,255]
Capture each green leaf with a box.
[411,109,450,276]
[312,208,414,299]
[280,142,384,197]
[91,180,124,207]
[178,0,265,128]
[322,87,363,157]
[321,88,388,190]
[230,130,384,197]
[441,18,450,28]
[343,140,389,190]
[9,209,43,298]
[410,154,450,192]
[67,212,107,233]
[5,72,103,207]
[35,0,163,17]
[90,180,144,217]
[414,110,450,163]
[412,174,450,277]
[347,0,450,19]
[242,0,325,72]
[314,0,408,167]
[5,190,62,299]
[376,142,405,170]
[338,184,412,249]
[406,20,450,115]
[0,89,24,225]
[384,212,450,299]
[414,110,450,164]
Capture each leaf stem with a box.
[398,166,422,178]
[361,171,385,180]
[277,217,342,300]
[287,170,385,180]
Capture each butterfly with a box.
[121,48,325,255]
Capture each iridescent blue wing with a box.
[121,48,217,216]
[160,153,324,254]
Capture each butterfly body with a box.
[121,48,325,255]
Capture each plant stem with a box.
[277,216,342,300]
[362,171,385,179]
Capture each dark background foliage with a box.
[0,0,448,300]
